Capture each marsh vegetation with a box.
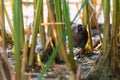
[0,0,120,80]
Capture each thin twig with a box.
[41,22,65,26]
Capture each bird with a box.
[72,24,88,59]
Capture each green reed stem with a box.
[54,0,63,37]
[54,0,64,60]
[39,1,46,48]
[34,0,37,18]
[28,0,43,66]
[62,0,76,73]
[54,0,74,71]
[13,0,24,79]
[19,0,24,48]
[112,0,119,71]
[102,0,110,53]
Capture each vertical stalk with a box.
[62,0,76,73]
[54,0,63,37]
[102,0,110,53]
[54,0,73,73]
[0,60,7,80]
[54,0,64,60]
[46,0,63,61]
[13,0,23,79]
[112,0,119,71]
[118,0,120,61]
[21,39,29,80]
[47,0,53,37]
[19,0,24,48]
[28,0,43,66]
[34,0,37,18]
[39,1,46,48]
[0,3,15,80]
[1,0,7,59]
[82,0,93,51]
